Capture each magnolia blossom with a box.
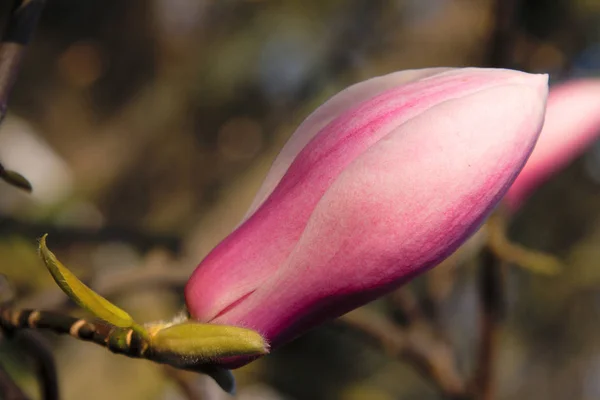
[185,68,548,361]
[505,79,600,210]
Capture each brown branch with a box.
[0,216,182,254]
[0,361,30,400]
[12,331,59,400]
[339,308,468,399]
[388,287,426,325]
[485,0,519,68]
[0,307,238,394]
[473,248,505,400]
[19,250,188,310]
[0,0,46,124]
[471,0,522,396]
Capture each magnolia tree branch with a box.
[0,0,44,191]
[1,275,58,400]
[339,308,468,399]
[0,216,182,254]
[473,0,522,398]
[0,361,29,400]
[0,306,237,394]
[18,250,187,310]
[485,0,519,68]
[388,287,428,325]
[0,0,45,124]
[12,331,59,400]
[473,249,505,400]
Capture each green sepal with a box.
[151,321,269,362]
[38,234,138,328]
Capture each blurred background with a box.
[1,0,600,399]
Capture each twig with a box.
[0,0,45,191]
[388,287,427,325]
[1,307,151,359]
[471,1,522,397]
[473,248,505,400]
[0,308,157,358]
[19,250,188,310]
[12,330,59,400]
[0,0,46,124]
[0,307,237,394]
[339,308,468,399]
[0,216,182,254]
[485,0,519,68]
[1,289,58,400]
[0,361,29,400]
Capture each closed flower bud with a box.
[186,68,548,365]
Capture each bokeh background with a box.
[2,0,600,399]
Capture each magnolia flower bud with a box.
[186,68,548,364]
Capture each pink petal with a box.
[244,68,452,218]
[186,69,545,334]
[505,79,600,210]
[208,78,548,348]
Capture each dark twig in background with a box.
[12,331,59,400]
[340,309,467,399]
[388,288,427,325]
[0,0,44,191]
[485,0,519,68]
[18,249,187,310]
[0,329,60,400]
[0,361,29,400]
[0,215,182,254]
[0,3,59,399]
[473,249,505,400]
[0,0,45,124]
[474,0,521,398]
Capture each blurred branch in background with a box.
[0,362,29,400]
[0,0,45,123]
[0,0,44,192]
[340,308,468,400]
[18,249,186,311]
[474,249,506,400]
[0,2,60,400]
[471,2,522,399]
[1,304,59,400]
[486,0,519,68]
[12,331,59,400]
[0,215,182,254]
